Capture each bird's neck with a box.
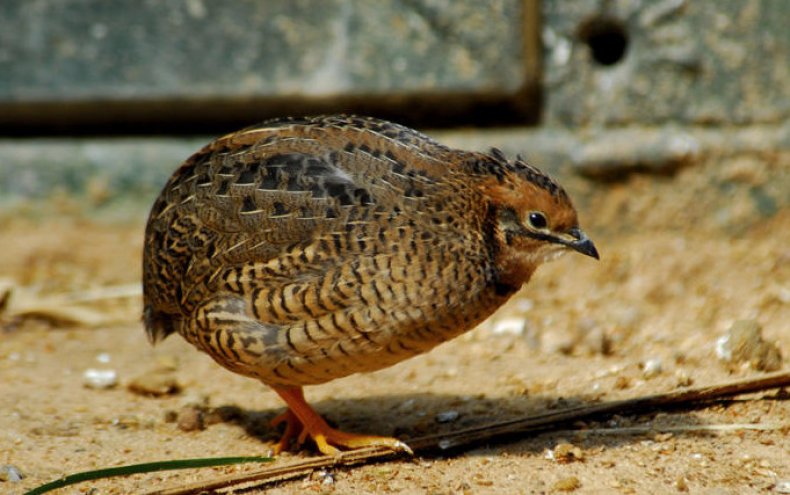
[494,250,537,290]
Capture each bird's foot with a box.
[269,407,411,456]
[302,424,412,456]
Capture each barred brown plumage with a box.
[142,115,598,455]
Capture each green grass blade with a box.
[23,456,273,495]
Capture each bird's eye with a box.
[528,211,548,230]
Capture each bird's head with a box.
[478,150,599,289]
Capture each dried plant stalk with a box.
[147,370,790,495]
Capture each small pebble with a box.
[716,320,783,371]
[435,410,460,423]
[715,335,733,361]
[0,464,24,482]
[580,325,613,356]
[112,415,141,429]
[775,480,790,493]
[575,317,613,356]
[315,469,334,485]
[491,318,526,336]
[552,475,581,492]
[438,439,454,450]
[614,375,631,389]
[96,352,111,363]
[548,442,584,463]
[542,329,577,355]
[83,368,118,389]
[641,358,663,378]
[514,299,534,312]
[675,369,693,387]
[127,369,182,397]
[177,406,205,431]
[775,286,790,304]
[653,432,673,442]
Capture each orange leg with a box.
[270,386,412,456]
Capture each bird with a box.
[142,115,598,456]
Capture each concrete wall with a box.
[0,0,788,219]
[542,0,790,127]
[0,0,539,132]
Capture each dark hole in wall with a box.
[578,16,629,66]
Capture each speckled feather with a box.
[143,115,580,387]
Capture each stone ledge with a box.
[0,0,539,132]
[2,123,786,211]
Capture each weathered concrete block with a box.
[0,0,538,130]
[542,0,790,126]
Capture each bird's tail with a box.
[143,305,178,345]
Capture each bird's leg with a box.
[271,385,412,456]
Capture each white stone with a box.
[491,318,526,336]
[83,368,118,389]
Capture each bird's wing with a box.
[175,118,481,263]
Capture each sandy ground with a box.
[1,151,788,494]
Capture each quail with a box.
[142,115,598,455]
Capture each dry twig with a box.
[146,370,790,495]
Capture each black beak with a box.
[567,227,599,259]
